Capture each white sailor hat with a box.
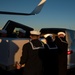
[0,30,7,34]
[30,30,41,35]
[44,34,53,38]
[19,29,26,33]
[57,32,66,36]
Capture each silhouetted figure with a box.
[39,34,59,75]
[17,30,45,75]
[54,32,68,75]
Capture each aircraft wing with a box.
[30,0,46,15]
[0,0,46,16]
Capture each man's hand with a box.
[16,63,21,69]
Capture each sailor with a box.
[17,30,45,75]
[41,33,59,75]
[54,32,68,75]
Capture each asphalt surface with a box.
[0,67,23,75]
[0,67,75,75]
[67,68,75,75]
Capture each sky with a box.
[0,0,75,31]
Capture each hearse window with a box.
[13,28,26,38]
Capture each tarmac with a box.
[0,67,23,75]
[0,67,75,75]
[67,68,75,75]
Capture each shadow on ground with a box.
[0,67,24,75]
[67,68,75,75]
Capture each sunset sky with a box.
[0,0,75,31]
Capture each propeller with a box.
[0,0,46,16]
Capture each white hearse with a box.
[0,20,75,71]
[0,20,33,70]
[40,28,75,70]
